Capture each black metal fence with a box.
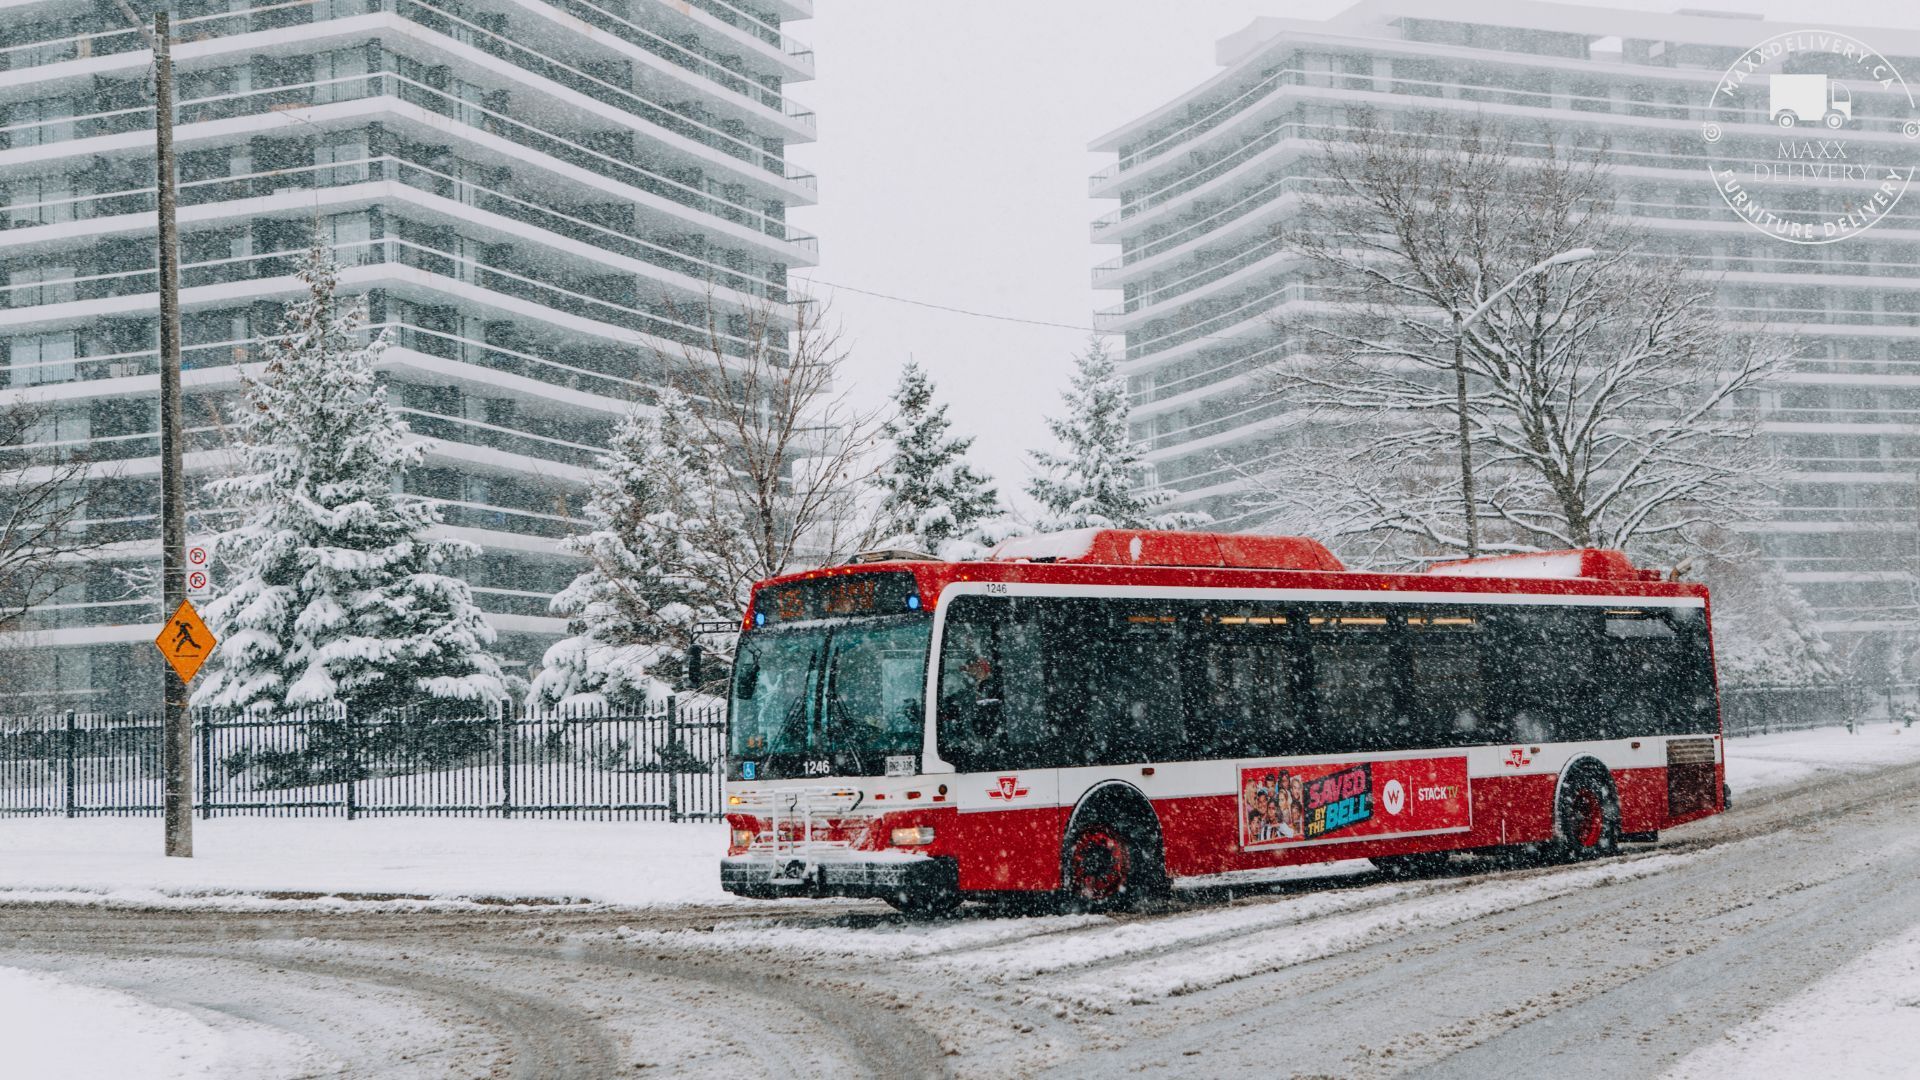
[0,698,727,820]
[1719,683,1918,738]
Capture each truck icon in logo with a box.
[987,775,1029,800]
[1770,74,1851,130]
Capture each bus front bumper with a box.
[720,853,956,900]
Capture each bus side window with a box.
[1484,608,1598,744]
[1602,607,1713,736]
[1303,609,1399,754]
[936,596,1000,772]
[936,596,1049,771]
[1403,613,1486,747]
[1671,606,1719,735]
[1186,607,1297,758]
[1070,600,1186,766]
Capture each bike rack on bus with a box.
[730,785,863,856]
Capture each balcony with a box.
[539,0,796,113]
[1,1,813,176]
[0,234,780,362]
[0,0,810,122]
[1091,66,1300,192]
[0,69,815,244]
[1098,233,1294,322]
[2,155,803,300]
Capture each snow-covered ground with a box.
[0,818,733,908]
[1665,921,1920,1079]
[1723,720,1920,795]
[0,965,320,1080]
[1,721,1914,910]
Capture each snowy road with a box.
[5,754,1919,1078]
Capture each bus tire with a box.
[1061,799,1167,911]
[1553,768,1620,861]
[1374,851,1453,879]
[885,887,961,918]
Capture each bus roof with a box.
[745,530,1704,627]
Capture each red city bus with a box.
[720,529,1724,913]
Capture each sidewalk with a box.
[0,817,734,909]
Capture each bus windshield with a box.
[729,615,931,779]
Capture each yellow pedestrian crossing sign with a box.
[155,600,216,683]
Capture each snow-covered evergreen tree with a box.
[531,388,744,709]
[194,243,506,715]
[1027,336,1202,532]
[1698,534,1841,688]
[869,361,1000,557]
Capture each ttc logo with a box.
[987,775,1029,801]
[1504,748,1532,769]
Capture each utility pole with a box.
[118,2,190,857]
[155,10,190,860]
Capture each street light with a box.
[1450,247,1597,557]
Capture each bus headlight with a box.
[890,826,935,847]
[731,829,754,849]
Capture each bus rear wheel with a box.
[1063,816,1164,911]
[1554,771,1620,861]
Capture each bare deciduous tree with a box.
[0,400,100,639]
[1243,111,1791,565]
[657,293,885,585]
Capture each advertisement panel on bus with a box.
[1237,756,1471,849]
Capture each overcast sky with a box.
[788,0,1920,516]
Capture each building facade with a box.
[1089,1,1920,645]
[0,0,815,704]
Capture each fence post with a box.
[344,705,359,821]
[499,701,513,819]
[63,710,77,819]
[196,710,211,820]
[666,693,680,823]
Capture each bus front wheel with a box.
[885,887,961,918]
[1553,771,1620,861]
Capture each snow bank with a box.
[0,965,318,1079]
[1725,721,1920,796]
[0,818,734,909]
[1664,922,1920,1079]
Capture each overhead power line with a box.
[794,277,1103,333]
[792,276,1291,355]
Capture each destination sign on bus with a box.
[753,571,921,626]
[1239,756,1471,850]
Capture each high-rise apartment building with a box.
[0,0,815,704]
[1090,1,1920,644]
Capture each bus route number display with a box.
[756,572,920,625]
[1238,755,1471,849]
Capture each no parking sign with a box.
[186,544,212,595]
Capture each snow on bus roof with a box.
[987,528,1106,562]
[986,529,1344,572]
[1425,549,1660,582]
